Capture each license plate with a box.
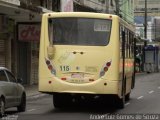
[71,73,84,79]
[70,79,84,83]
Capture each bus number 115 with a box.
[60,66,70,71]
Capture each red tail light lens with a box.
[89,79,95,82]
[61,78,67,80]
[48,65,53,70]
[106,62,111,67]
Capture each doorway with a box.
[18,42,30,84]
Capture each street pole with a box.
[116,0,119,16]
[143,0,147,71]
[144,0,147,46]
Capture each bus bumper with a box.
[39,77,122,97]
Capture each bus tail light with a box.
[100,60,112,77]
[104,67,108,72]
[61,78,67,80]
[89,79,95,82]
[48,65,53,70]
[45,58,56,75]
[106,62,111,67]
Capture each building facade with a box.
[0,0,45,84]
[134,0,160,72]
[134,0,160,16]
[119,0,134,24]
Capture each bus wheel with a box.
[116,93,125,109]
[116,80,126,109]
[53,93,71,108]
[131,73,135,89]
[125,92,130,101]
[53,93,63,108]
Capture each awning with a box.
[0,2,41,22]
[0,0,20,6]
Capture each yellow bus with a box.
[39,12,136,109]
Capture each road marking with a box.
[137,96,144,100]
[27,109,36,112]
[158,86,160,89]
[148,90,154,94]
[125,102,130,106]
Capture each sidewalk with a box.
[135,72,146,76]
[24,85,49,101]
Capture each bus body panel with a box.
[39,12,135,99]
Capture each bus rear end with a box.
[39,12,121,108]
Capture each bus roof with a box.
[43,12,118,19]
[43,12,135,32]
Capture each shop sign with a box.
[18,24,40,42]
[0,0,20,6]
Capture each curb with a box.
[135,72,146,76]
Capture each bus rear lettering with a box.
[60,66,70,71]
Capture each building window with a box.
[52,0,60,12]
[110,0,114,6]
[42,0,52,10]
[98,0,105,4]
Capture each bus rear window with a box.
[48,18,112,46]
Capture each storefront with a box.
[144,45,159,73]
[0,0,19,73]
[0,15,8,67]
[0,0,42,85]
[17,23,40,84]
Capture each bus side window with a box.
[130,33,134,58]
[128,31,131,58]
[120,26,122,58]
[126,30,129,58]
[122,30,125,58]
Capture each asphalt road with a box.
[2,73,160,120]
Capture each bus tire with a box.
[53,93,63,108]
[131,73,135,89]
[53,93,71,108]
[116,92,125,109]
[116,79,126,109]
[125,92,130,101]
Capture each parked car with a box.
[0,67,26,116]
